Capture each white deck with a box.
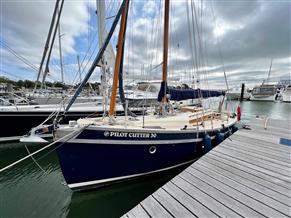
[75,108,236,132]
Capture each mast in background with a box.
[77,55,81,83]
[41,0,65,89]
[34,0,61,92]
[266,58,273,85]
[57,4,64,84]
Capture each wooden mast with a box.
[109,0,129,117]
[162,0,170,103]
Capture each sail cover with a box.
[158,81,225,101]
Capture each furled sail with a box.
[96,0,116,70]
[158,81,225,101]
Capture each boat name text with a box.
[104,131,157,138]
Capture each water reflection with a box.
[228,100,291,120]
[68,166,187,218]
[0,147,72,218]
[0,143,187,218]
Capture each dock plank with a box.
[186,167,288,217]
[222,138,291,162]
[236,130,290,145]
[200,156,291,201]
[207,152,291,192]
[214,146,290,176]
[152,188,194,217]
[126,204,149,218]
[140,195,173,217]
[123,118,291,217]
[221,141,291,166]
[231,134,291,153]
[212,149,291,183]
[242,127,291,138]
[176,173,260,217]
[163,181,219,217]
[219,142,291,169]
[191,164,291,216]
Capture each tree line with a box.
[0,76,100,92]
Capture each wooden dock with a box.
[122,118,291,217]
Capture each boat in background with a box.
[0,102,143,138]
[125,81,201,108]
[25,89,102,105]
[250,84,282,102]
[282,84,291,103]
[0,91,32,106]
[250,59,283,102]
[124,81,160,107]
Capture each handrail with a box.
[264,116,270,130]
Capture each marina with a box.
[0,101,290,217]
[123,118,291,217]
[0,0,290,217]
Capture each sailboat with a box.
[0,0,134,140]
[54,0,238,191]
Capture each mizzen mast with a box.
[161,0,170,105]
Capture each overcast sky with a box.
[0,0,290,89]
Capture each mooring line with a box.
[24,144,45,173]
[0,125,87,173]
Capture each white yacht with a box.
[282,85,291,103]
[124,81,160,107]
[250,84,282,102]
[124,81,201,108]
[25,89,103,105]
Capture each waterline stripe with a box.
[68,159,196,189]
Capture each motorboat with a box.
[250,84,282,102]
[282,85,291,103]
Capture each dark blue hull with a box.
[56,125,236,190]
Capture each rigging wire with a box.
[70,0,121,88]
[0,69,24,79]
[210,0,234,112]
[186,0,196,89]
[0,40,39,72]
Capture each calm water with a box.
[0,101,290,218]
[227,100,291,120]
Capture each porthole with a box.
[149,146,157,154]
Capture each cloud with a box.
[122,0,290,88]
[0,0,290,90]
[0,0,91,82]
